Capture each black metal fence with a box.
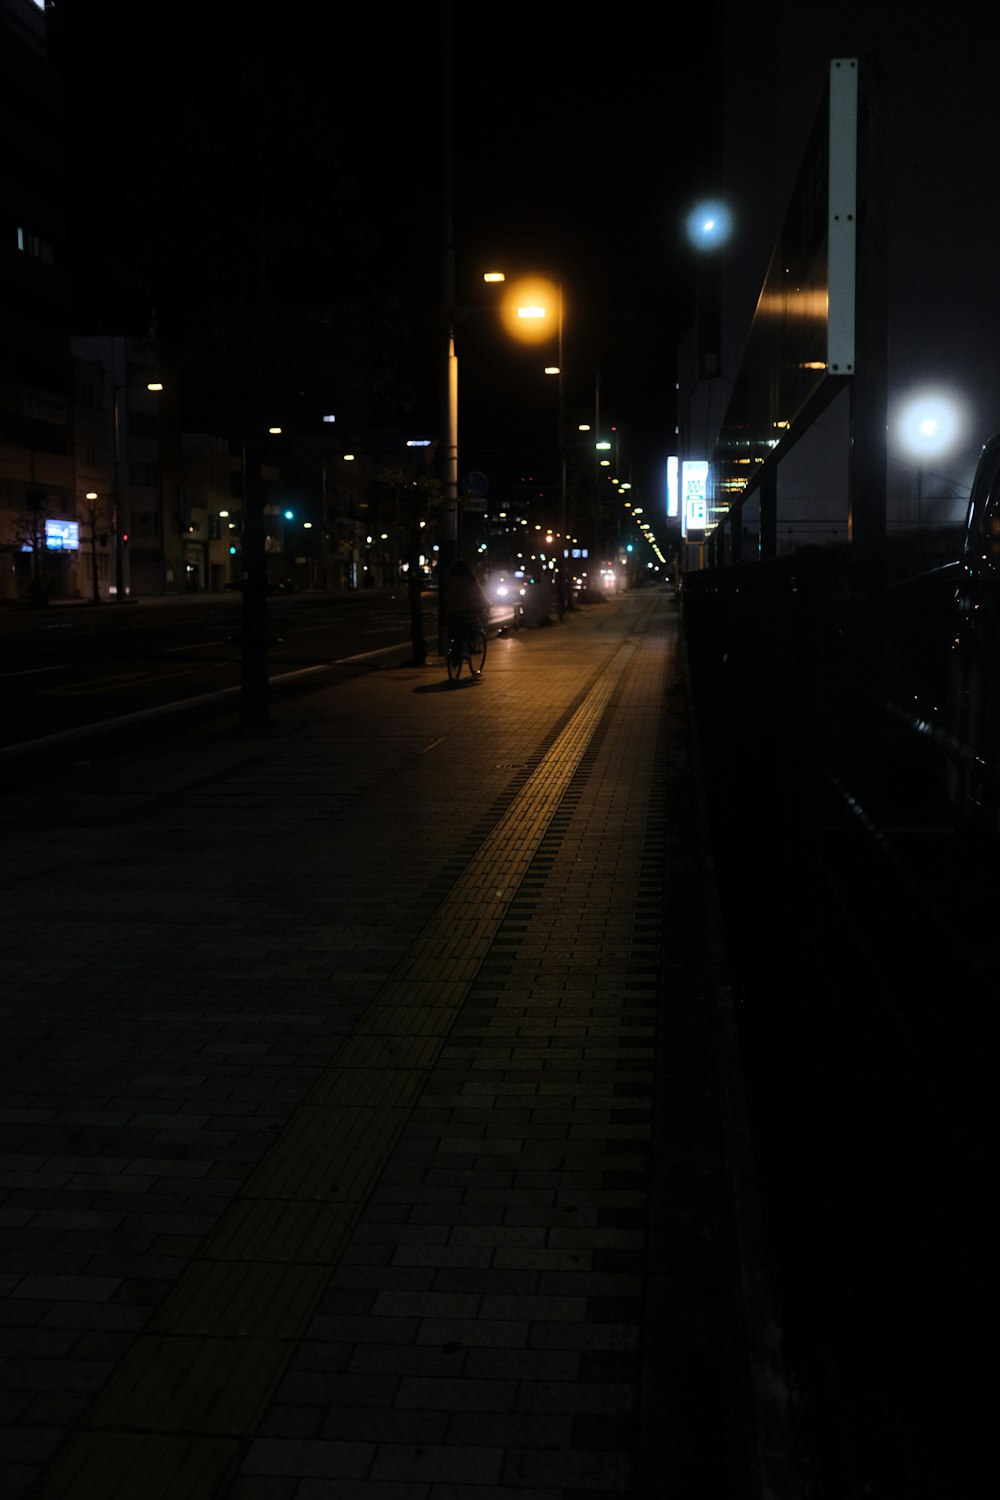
[679,532,985,1500]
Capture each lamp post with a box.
[489,271,570,617]
[897,391,963,530]
[557,283,567,618]
[111,384,124,600]
[111,379,163,601]
[84,491,101,605]
[540,297,570,617]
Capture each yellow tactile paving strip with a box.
[36,638,638,1500]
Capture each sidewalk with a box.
[0,587,796,1500]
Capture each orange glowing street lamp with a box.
[484,271,568,617]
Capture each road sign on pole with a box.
[461,471,488,512]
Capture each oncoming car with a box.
[491,573,527,621]
[486,571,527,627]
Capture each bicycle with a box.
[446,622,487,682]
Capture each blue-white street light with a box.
[685,199,733,251]
[897,390,965,519]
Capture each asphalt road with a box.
[0,589,445,768]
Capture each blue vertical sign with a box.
[681,461,708,537]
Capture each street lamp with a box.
[112,379,163,601]
[685,199,734,252]
[534,293,568,616]
[488,271,569,617]
[84,491,101,605]
[896,390,964,527]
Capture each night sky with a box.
[47,0,716,517]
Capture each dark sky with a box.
[49,1,715,512]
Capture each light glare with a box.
[897,392,963,458]
[685,199,733,250]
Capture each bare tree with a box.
[78,494,110,605]
[11,499,49,606]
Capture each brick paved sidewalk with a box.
[0,589,796,1500]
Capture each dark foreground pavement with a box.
[0,587,797,1500]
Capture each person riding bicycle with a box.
[444,558,490,653]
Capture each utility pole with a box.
[438,8,458,654]
[558,283,571,617]
[238,59,271,731]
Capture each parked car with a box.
[945,430,1000,832]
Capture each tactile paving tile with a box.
[32,638,640,1497]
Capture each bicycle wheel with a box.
[446,638,463,682]
[468,629,487,677]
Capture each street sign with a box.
[461,471,488,512]
[462,471,488,498]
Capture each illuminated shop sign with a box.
[681,461,709,537]
[45,520,80,551]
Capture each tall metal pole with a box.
[594,367,602,558]
[112,383,125,601]
[558,283,569,618]
[438,9,458,653]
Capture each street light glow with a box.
[500,276,560,343]
[686,199,733,250]
[897,391,964,458]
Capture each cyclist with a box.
[444,558,490,657]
